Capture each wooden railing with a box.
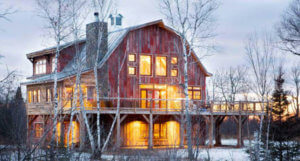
[58,97,267,115]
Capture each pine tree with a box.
[268,68,290,161]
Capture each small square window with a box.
[128,66,136,75]
[171,57,178,64]
[128,54,136,62]
[171,69,178,77]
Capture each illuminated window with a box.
[52,58,55,72]
[35,123,43,138]
[46,88,53,102]
[155,56,167,76]
[188,91,193,99]
[28,91,32,103]
[128,54,136,62]
[33,89,40,103]
[171,57,178,64]
[153,123,167,139]
[171,69,178,77]
[188,87,201,100]
[140,55,151,75]
[128,66,136,75]
[193,91,201,99]
[35,59,46,74]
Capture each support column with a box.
[209,115,214,148]
[214,116,225,146]
[116,113,121,149]
[78,114,86,150]
[180,114,185,148]
[149,113,153,149]
[237,115,242,147]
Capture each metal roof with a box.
[23,20,211,85]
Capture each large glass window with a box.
[35,59,46,74]
[140,55,151,75]
[155,56,167,76]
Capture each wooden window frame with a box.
[171,56,178,65]
[34,122,44,138]
[155,56,167,77]
[128,66,136,75]
[188,86,201,100]
[139,55,152,76]
[51,57,55,73]
[35,59,46,75]
[128,54,136,62]
[171,69,178,77]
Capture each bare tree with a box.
[290,64,300,117]
[277,0,300,56]
[214,66,248,104]
[159,1,218,159]
[36,0,72,159]
[0,3,15,21]
[244,33,275,160]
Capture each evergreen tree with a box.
[268,68,293,161]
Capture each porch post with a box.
[237,114,242,147]
[78,113,86,150]
[149,113,153,149]
[180,114,184,148]
[116,113,121,149]
[208,115,214,148]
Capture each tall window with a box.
[46,88,53,102]
[28,91,32,103]
[35,59,46,74]
[33,90,40,103]
[35,123,43,138]
[155,56,167,76]
[140,55,151,75]
[52,58,55,72]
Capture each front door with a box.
[141,89,166,108]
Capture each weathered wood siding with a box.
[104,24,207,100]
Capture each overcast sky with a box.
[0,0,298,81]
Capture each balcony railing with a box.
[58,97,267,115]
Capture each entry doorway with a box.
[141,89,166,108]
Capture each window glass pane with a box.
[140,55,151,75]
[128,67,136,75]
[52,58,55,72]
[188,91,193,99]
[155,56,167,76]
[87,87,95,100]
[35,123,43,138]
[128,54,135,62]
[35,59,46,74]
[171,69,178,76]
[193,87,201,90]
[193,91,201,99]
[171,57,177,64]
[28,91,32,103]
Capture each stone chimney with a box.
[86,12,108,68]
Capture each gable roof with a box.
[23,20,211,85]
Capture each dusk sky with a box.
[0,0,298,80]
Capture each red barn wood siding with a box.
[104,24,207,101]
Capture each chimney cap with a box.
[94,12,99,22]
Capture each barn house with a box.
[24,13,257,149]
